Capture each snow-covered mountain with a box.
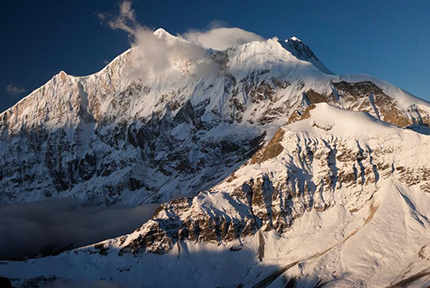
[0,29,429,206]
[2,28,430,287]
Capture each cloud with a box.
[100,1,265,79]
[99,1,216,79]
[183,27,265,50]
[96,12,109,25]
[106,0,138,35]
[5,84,25,96]
[206,20,230,29]
[42,279,123,288]
[0,198,157,260]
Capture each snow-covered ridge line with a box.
[337,73,430,109]
[288,103,404,137]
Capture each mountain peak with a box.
[153,28,176,40]
[289,36,302,42]
[282,36,333,74]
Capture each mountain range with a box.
[2,28,430,288]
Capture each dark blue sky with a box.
[1,0,429,112]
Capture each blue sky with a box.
[1,0,429,112]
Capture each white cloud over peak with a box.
[99,1,265,79]
[6,84,25,97]
[183,27,265,50]
[99,1,211,78]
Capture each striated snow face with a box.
[3,104,430,287]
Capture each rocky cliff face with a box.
[0,30,429,207]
